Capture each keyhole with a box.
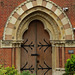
[37,60,39,63]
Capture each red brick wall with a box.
[0,0,75,39]
[51,0,75,28]
[58,47,75,68]
[0,0,26,40]
[0,48,12,67]
[65,47,75,63]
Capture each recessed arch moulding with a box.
[3,0,74,42]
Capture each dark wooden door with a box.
[21,20,52,75]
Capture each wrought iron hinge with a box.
[20,62,34,73]
[21,39,34,53]
[38,39,51,52]
[38,61,52,75]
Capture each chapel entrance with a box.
[20,20,52,75]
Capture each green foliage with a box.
[20,71,33,75]
[0,65,34,75]
[0,65,7,75]
[0,65,19,75]
[64,54,75,75]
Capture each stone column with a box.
[12,48,15,66]
[16,46,21,73]
[55,43,65,68]
[56,44,59,68]
[62,44,65,68]
[12,41,22,73]
[52,43,56,75]
[54,43,65,75]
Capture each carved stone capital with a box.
[65,40,75,47]
[1,40,12,48]
[50,40,65,47]
[65,40,74,44]
[1,40,23,48]
[12,40,23,47]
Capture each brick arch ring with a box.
[3,0,74,40]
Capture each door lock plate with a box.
[31,54,39,56]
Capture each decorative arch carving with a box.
[3,0,74,40]
[16,11,60,40]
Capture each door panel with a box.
[37,20,52,75]
[21,20,52,75]
[21,21,36,74]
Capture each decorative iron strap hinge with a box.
[38,39,51,52]
[38,61,52,75]
[20,62,34,73]
[21,39,34,53]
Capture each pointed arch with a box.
[3,0,74,40]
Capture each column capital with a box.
[50,40,65,47]
[1,40,23,48]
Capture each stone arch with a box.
[3,0,74,40]
[16,11,60,41]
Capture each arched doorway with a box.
[21,20,52,75]
[2,0,74,75]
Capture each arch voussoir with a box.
[3,0,74,40]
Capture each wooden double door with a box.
[21,20,52,75]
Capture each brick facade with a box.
[0,0,75,71]
[65,47,75,63]
[0,48,12,67]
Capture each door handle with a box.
[31,54,39,56]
